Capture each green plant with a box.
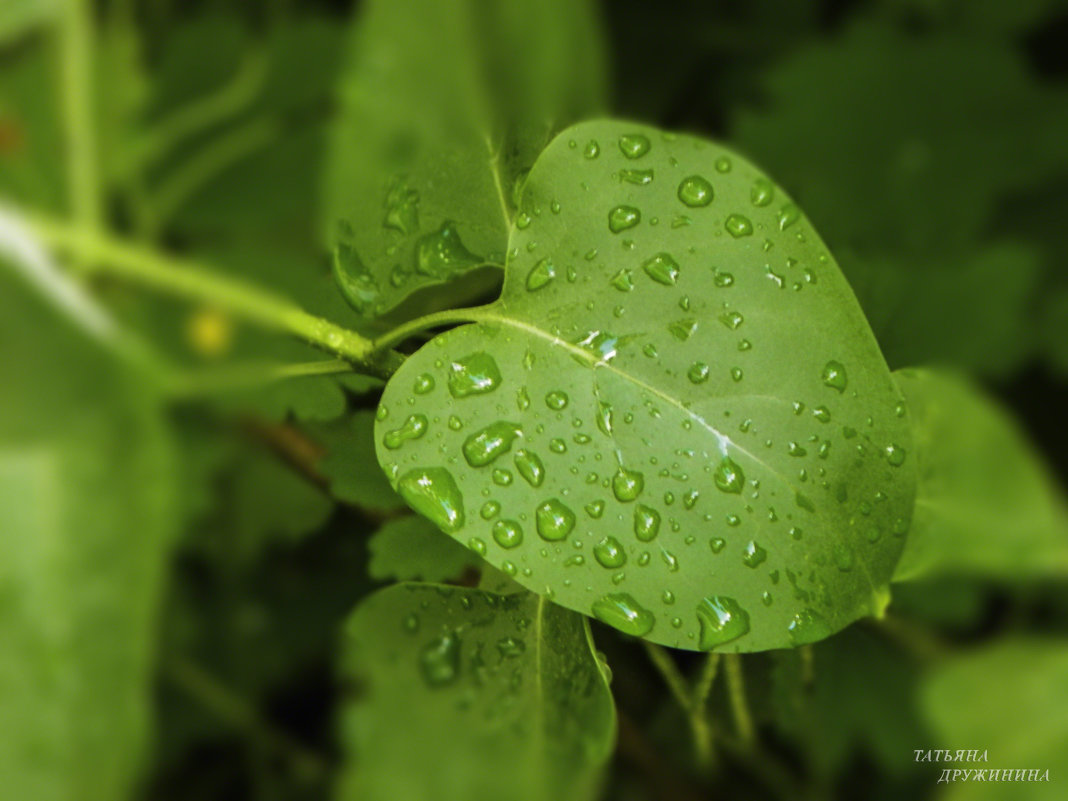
[3,2,1068,801]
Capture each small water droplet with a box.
[413,373,435,395]
[493,519,524,549]
[725,214,753,238]
[584,140,600,159]
[526,257,556,291]
[609,205,641,233]
[713,269,734,287]
[398,468,465,533]
[480,501,501,520]
[821,360,847,393]
[788,608,830,645]
[742,541,767,568]
[688,362,711,384]
[714,456,745,494]
[618,134,651,159]
[545,390,569,410]
[750,178,774,207]
[885,444,906,467]
[619,168,654,185]
[462,421,521,467]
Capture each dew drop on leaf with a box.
[612,467,645,502]
[821,360,848,393]
[696,596,750,649]
[642,252,681,285]
[593,536,627,568]
[535,499,576,541]
[725,214,754,238]
[608,205,641,233]
[397,468,465,533]
[514,449,545,487]
[618,133,651,159]
[383,414,429,449]
[591,593,655,636]
[419,632,461,687]
[448,353,502,398]
[461,421,521,467]
[633,505,661,541]
[677,175,714,207]
[493,520,524,549]
[713,456,745,494]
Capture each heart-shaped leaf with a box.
[324,0,607,317]
[375,120,915,651]
[338,583,616,801]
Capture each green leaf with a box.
[374,120,916,652]
[892,368,1068,581]
[313,410,406,513]
[921,638,1068,801]
[0,264,177,800]
[0,0,61,46]
[730,20,1068,375]
[367,515,480,582]
[337,583,616,801]
[324,0,607,317]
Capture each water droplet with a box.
[885,444,907,467]
[592,593,655,636]
[535,499,576,541]
[618,134,651,159]
[383,414,428,449]
[677,175,714,207]
[545,390,569,410]
[688,362,711,384]
[714,456,745,494]
[594,536,627,568]
[633,505,661,541]
[415,221,482,278]
[413,373,435,394]
[462,421,521,467]
[787,442,807,458]
[641,252,680,286]
[709,537,726,553]
[742,541,767,568]
[585,500,605,518]
[398,468,465,533]
[719,310,744,330]
[526,257,556,291]
[669,318,698,340]
[714,156,732,173]
[725,214,753,238]
[713,269,734,287]
[448,353,502,398]
[778,203,801,230]
[750,178,774,207]
[610,269,634,291]
[584,140,600,159]
[612,467,645,502]
[609,205,641,233]
[492,469,513,486]
[821,360,847,393]
[468,537,486,555]
[493,519,524,549]
[696,596,750,649]
[812,406,831,423]
[480,500,501,520]
[384,180,420,234]
[514,449,545,487]
[497,636,525,658]
[731,367,744,382]
[620,168,654,185]
[420,632,461,687]
[788,608,830,645]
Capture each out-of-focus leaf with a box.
[922,638,1068,801]
[367,515,479,582]
[731,20,1068,375]
[338,584,616,801]
[0,263,176,800]
[375,120,915,652]
[0,0,61,46]
[880,0,1068,34]
[772,626,928,777]
[323,0,607,317]
[892,368,1068,581]
[313,410,405,513]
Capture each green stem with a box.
[373,307,490,352]
[166,358,359,399]
[60,0,102,228]
[690,652,721,772]
[642,642,691,713]
[31,215,405,378]
[724,653,755,746]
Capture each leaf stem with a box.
[690,652,722,771]
[642,642,691,713]
[373,306,491,352]
[60,0,102,229]
[165,358,359,398]
[30,215,406,378]
[724,653,755,746]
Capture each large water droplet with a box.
[545,390,569,410]
[492,519,524,549]
[618,134,651,159]
[742,541,767,568]
[397,468,465,533]
[383,414,428,449]
[714,456,745,494]
[885,443,906,467]
[415,221,482,278]
[462,421,521,467]
[594,536,627,568]
[535,499,576,541]
[778,203,801,230]
[514,449,545,487]
[384,181,420,234]
[688,362,710,384]
[448,353,502,398]
[633,505,661,541]
[420,632,461,687]
[609,205,641,233]
[750,178,774,207]
[642,252,680,285]
[612,467,645,502]
[677,175,714,207]
[821,360,847,393]
[696,596,750,649]
[592,593,655,637]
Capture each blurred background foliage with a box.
[1,0,1067,800]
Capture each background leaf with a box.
[367,515,479,583]
[892,368,1068,581]
[323,0,607,317]
[375,119,915,652]
[0,263,176,801]
[337,583,616,801]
